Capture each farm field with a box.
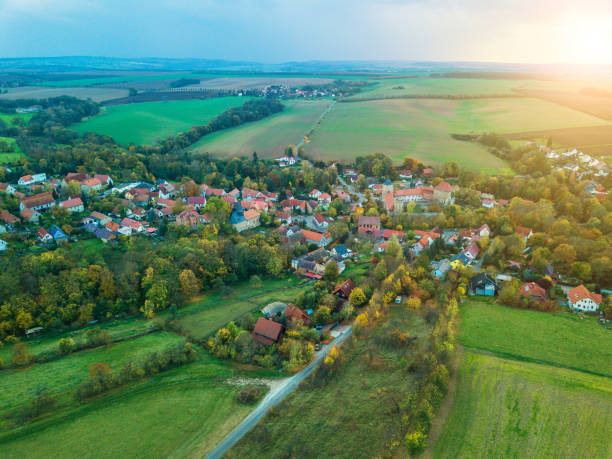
[191,100,330,159]
[506,125,612,157]
[0,136,26,164]
[458,300,612,377]
[0,86,128,102]
[1,354,274,459]
[71,96,251,145]
[228,306,432,458]
[433,352,612,459]
[168,277,310,340]
[304,97,610,172]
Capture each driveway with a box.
[205,325,353,459]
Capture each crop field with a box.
[71,97,251,145]
[191,100,330,159]
[1,354,273,459]
[506,125,612,157]
[0,136,26,163]
[434,352,612,459]
[0,86,128,102]
[169,277,310,340]
[458,300,612,377]
[304,97,610,172]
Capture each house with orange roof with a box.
[567,285,602,312]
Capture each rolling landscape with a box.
[1,1,611,458]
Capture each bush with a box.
[58,337,76,355]
[236,385,266,405]
[12,342,32,366]
[15,389,56,424]
[405,430,427,454]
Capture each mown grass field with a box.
[458,300,612,377]
[71,96,251,145]
[169,277,310,340]
[305,97,609,172]
[190,100,330,159]
[0,136,26,163]
[434,352,612,459]
[228,306,432,458]
[1,354,274,459]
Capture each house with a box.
[251,318,284,345]
[470,273,500,296]
[384,191,394,213]
[358,216,381,237]
[187,196,207,210]
[383,229,405,241]
[301,229,331,247]
[313,213,328,229]
[515,226,533,242]
[433,259,451,278]
[0,183,16,194]
[120,217,143,234]
[399,169,412,179]
[176,209,200,227]
[230,205,261,232]
[0,239,6,251]
[20,207,41,223]
[60,197,84,213]
[421,186,434,202]
[520,282,547,301]
[93,228,116,243]
[18,173,46,186]
[106,220,120,233]
[157,183,175,199]
[309,189,321,199]
[20,192,56,212]
[478,224,491,238]
[283,304,312,327]
[567,285,602,312]
[464,243,480,260]
[90,211,110,226]
[318,192,332,206]
[394,188,423,211]
[81,177,102,194]
[0,211,19,228]
[332,244,352,259]
[333,279,356,300]
[93,174,113,187]
[48,224,68,242]
[433,181,455,205]
[422,168,434,178]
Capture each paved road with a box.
[297,101,336,150]
[205,325,353,459]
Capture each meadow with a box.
[458,300,612,377]
[71,96,251,145]
[228,306,432,458]
[1,354,274,459]
[433,352,612,459]
[0,136,26,164]
[190,100,330,159]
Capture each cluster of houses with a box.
[543,147,610,179]
[291,245,352,280]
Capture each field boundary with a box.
[341,93,527,103]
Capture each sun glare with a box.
[562,18,612,64]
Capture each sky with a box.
[0,0,611,65]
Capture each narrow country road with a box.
[205,325,353,459]
[296,100,336,150]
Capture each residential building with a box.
[60,197,85,213]
[283,304,312,327]
[230,206,261,232]
[520,282,547,302]
[0,239,6,251]
[301,229,331,247]
[433,181,455,205]
[251,318,284,345]
[176,209,200,227]
[48,224,68,242]
[516,226,533,241]
[358,215,381,237]
[20,192,56,212]
[567,285,602,312]
[20,208,41,223]
[470,273,499,296]
[333,279,356,301]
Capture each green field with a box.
[0,86,128,102]
[0,136,26,163]
[434,352,612,459]
[304,97,609,172]
[0,112,33,124]
[1,354,273,459]
[170,277,310,340]
[71,97,251,145]
[190,100,330,158]
[458,300,612,377]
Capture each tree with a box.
[340,301,354,320]
[12,343,32,366]
[58,337,76,355]
[323,261,339,284]
[179,269,201,298]
[314,306,331,325]
[89,362,112,379]
[349,287,366,307]
[552,243,576,273]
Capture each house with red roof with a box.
[176,209,200,227]
[251,318,284,345]
[384,191,394,213]
[60,197,84,213]
[309,189,321,199]
[433,181,455,205]
[567,285,602,312]
[422,168,434,178]
[333,279,356,301]
[313,213,328,230]
[358,216,381,237]
[399,169,412,179]
[120,217,143,235]
[520,282,547,302]
[283,304,312,327]
[383,229,405,241]
[515,226,533,242]
[187,196,207,210]
[20,191,56,212]
[301,229,331,247]
[37,228,53,243]
[20,207,41,223]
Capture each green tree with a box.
[58,337,76,355]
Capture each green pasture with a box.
[71,97,251,145]
[0,137,26,164]
[434,351,612,459]
[458,300,612,377]
[190,100,330,159]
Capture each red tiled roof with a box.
[251,318,284,345]
[60,197,83,209]
[520,282,546,300]
[333,279,356,298]
[568,285,602,305]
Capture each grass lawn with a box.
[434,352,612,459]
[0,136,26,164]
[71,97,251,145]
[190,100,330,159]
[169,277,310,340]
[0,112,33,124]
[458,300,612,377]
[228,306,431,458]
[1,354,274,459]
[0,332,185,423]
[0,318,157,365]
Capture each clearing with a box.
[71,97,251,145]
[190,100,330,159]
[0,136,26,164]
